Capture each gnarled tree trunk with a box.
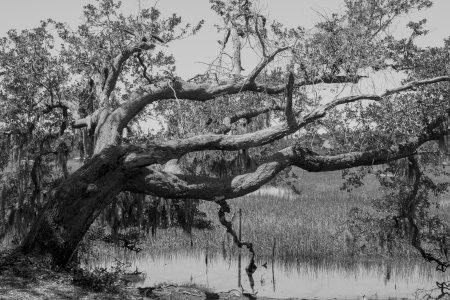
[22,113,127,265]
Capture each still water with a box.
[90,248,449,299]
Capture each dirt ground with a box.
[0,273,263,300]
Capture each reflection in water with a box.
[238,250,241,288]
[89,249,449,299]
[245,256,257,292]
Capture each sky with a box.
[0,0,449,80]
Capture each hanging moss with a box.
[96,192,213,242]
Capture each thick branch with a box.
[100,39,159,104]
[123,124,446,200]
[114,79,287,131]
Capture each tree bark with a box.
[22,146,127,266]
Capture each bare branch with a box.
[246,46,290,83]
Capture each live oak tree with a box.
[0,0,449,268]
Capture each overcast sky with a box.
[0,0,449,79]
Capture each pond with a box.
[89,248,449,299]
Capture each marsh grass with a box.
[83,168,450,264]
[205,170,383,260]
[136,170,403,261]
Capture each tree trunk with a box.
[22,146,126,266]
[21,107,128,266]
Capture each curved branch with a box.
[246,46,289,83]
[114,79,287,130]
[100,39,159,104]
[123,124,447,200]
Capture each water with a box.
[89,248,449,299]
